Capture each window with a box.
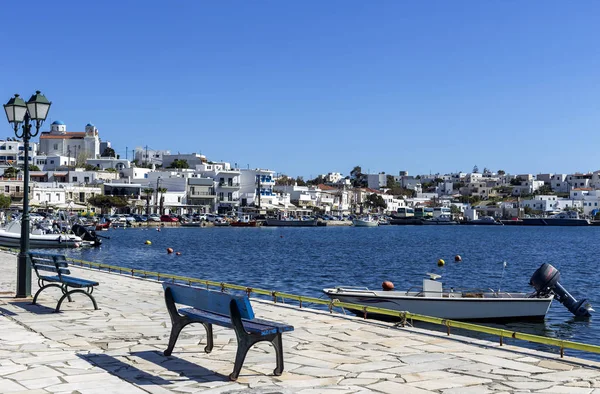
[218,192,224,201]
[72,177,77,182]
[79,192,85,202]
[0,146,5,150]
[56,193,60,200]
[69,192,73,199]
[227,192,232,201]
[15,186,20,193]
[4,186,9,192]
[53,144,58,150]
[84,177,89,183]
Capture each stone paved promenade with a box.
[1,251,600,393]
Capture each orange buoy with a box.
[382,281,394,291]
[455,255,462,262]
[175,252,181,256]
[167,248,174,254]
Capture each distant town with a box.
[1,120,598,220]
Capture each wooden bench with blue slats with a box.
[29,252,99,312]
[163,282,294,381]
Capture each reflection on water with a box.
[57,225,600,361]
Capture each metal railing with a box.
[2,246,595,359]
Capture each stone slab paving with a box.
[0,250,599,393]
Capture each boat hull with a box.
[352,219,378,227]
[323,290,553,321]
[264,219,317,227]
[0,231,86,249]
[230,221,257,227]
[522,218,590,226]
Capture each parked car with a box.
[160,215,179,222]
[148,214,161,222]
[133,214,147,222]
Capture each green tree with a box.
[84,164,99,171]
[0,194,11,209]
[105,168,117,173]
[295,177,307,186]
[386,175,398,188]
[497,170,506,176]
[157,187,167,214]
[102,147,116,157]
[450,204,462,214]
[76,151,89,167]
[535,185,554,195]
[142,187,154,214]
[510,178,521,186]
[28,165,40,171]
[307,174,325,186]
[87,195,128,214]
[167,159,189,169]
[364,193,387,211]
[275,175,295,186]
[3,167,18,178]
[350,165,367,187]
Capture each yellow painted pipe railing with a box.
[1,246,597,359]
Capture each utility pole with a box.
[125,146,127,160]
[67,146,71,182]
[145,145,149,166]
[155,177,161,214]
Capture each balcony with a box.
[217,182,240,189]
[189,191,217,197]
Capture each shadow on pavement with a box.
[79,353,172,386]
[8,301,55,314]
[132,350,228,381]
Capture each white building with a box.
[162,153,206,169]
[239,168,276,208]
[0,139,38,167]
[134,147,171,166]
[367,173,387,190]
[325,172,343,184]
[38,121,102,160]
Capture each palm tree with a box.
[158,187,167,215]
[142,188,154,215]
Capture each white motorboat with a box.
[421,214,458,225]
[352,217,379,227]
[464,216,503,225]
[324,264,593,321]
[0,221,89,248]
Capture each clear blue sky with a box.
[1,1,599,179]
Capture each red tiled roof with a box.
[40,132,85,139]
[573,188,593,191]
[317,184,336,190]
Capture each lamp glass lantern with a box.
[26,91,51,121]
[3,94,28,125]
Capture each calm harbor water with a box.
[61,225,599,360]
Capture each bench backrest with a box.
[29,252,70,278]
[163,282,255,320]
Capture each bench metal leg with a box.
[272,333,284,376]
[32,283,62,305]
[163,288,214,356]
[228,300,286,381]
[55,289,99,312]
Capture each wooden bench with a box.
[163,282,294,381]
[29,252,99,312]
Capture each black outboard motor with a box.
[530,263,593,317]
[71,224,102,247]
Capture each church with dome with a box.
[38,120,101,159]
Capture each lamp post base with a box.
[16,251,31,298]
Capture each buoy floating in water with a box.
[175,252,181,256]
[454,255,462,262]
[74,243,80,248]
[382,281,394,291]
[437,258,445,267]
[145,240,152,245]
[167,248,174,254]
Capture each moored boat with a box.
[0,221,91,248]
[522,211,590,226]
[264,218,318,227]
[323,264,592,321]
[352,216,379,227]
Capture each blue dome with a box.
[86,123,94,127]
[51,120,65,125]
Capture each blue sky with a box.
[1,1,599,179]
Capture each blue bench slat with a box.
[39,275,62,283]
[32,265,70,275]
[180,308,287,336]
[60,276,98,287]
[163,283,254,320]
[250,317,294,333]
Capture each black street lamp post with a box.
[3,92,51,298]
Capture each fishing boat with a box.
[0,220,92,248]
[323,264,592,321]
[421,214,458,225]
[230,214,257,227]
[522,211,590,226]
[352,216,379,227]
[264,212,317,227]
[463,216,503,225]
